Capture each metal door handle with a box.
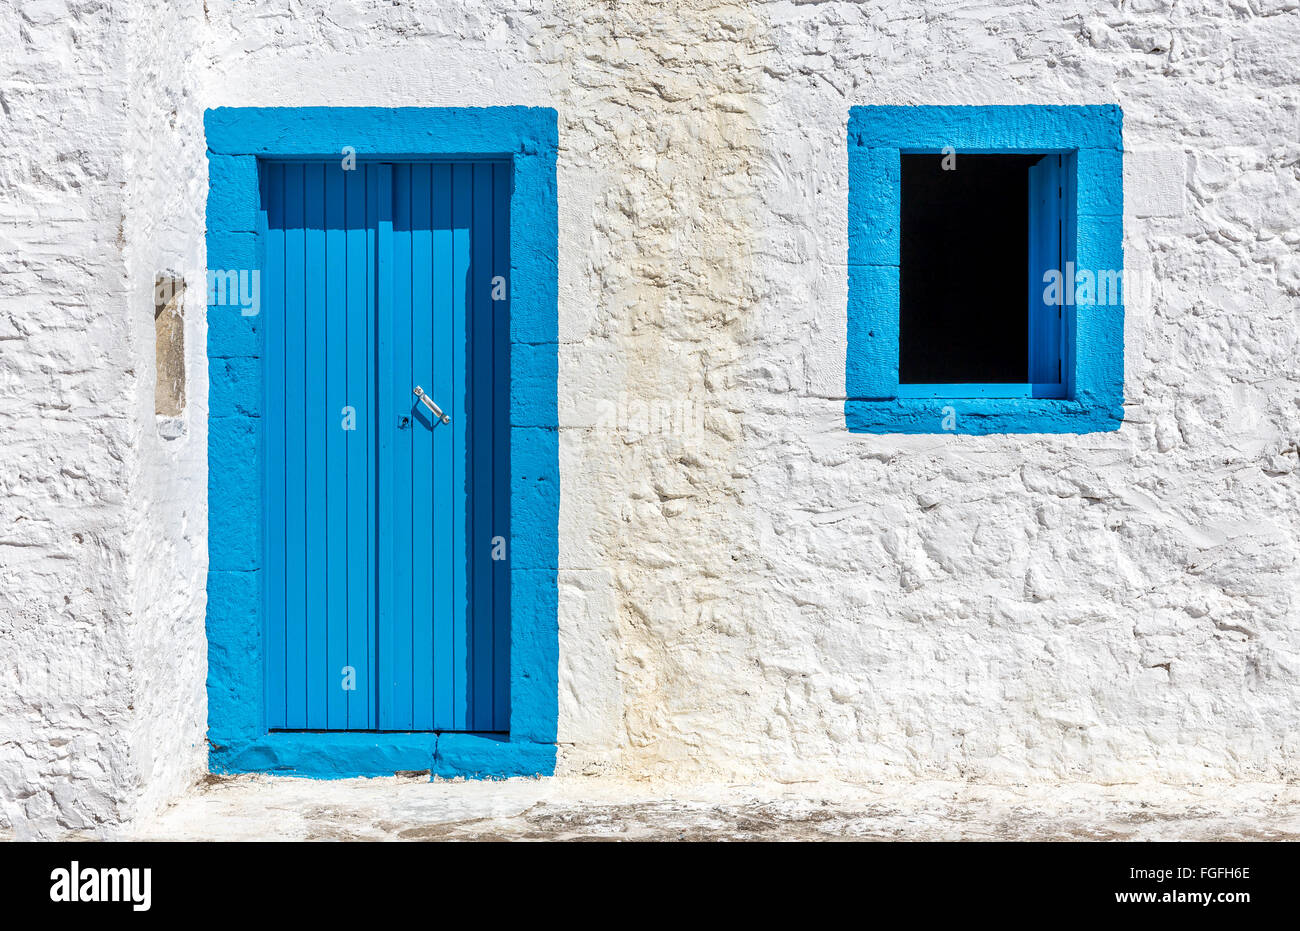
[413,386,450,424]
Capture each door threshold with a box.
[213,730,554,779]
[267,729,509,736]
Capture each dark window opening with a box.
[900,154,1048,385]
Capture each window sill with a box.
[896,383,1067,400]
[844,397,1122,435]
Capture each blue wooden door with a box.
[262,160,511,733]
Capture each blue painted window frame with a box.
[846,105,1124,434]
[205,107,559,778]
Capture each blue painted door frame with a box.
[206,108,557,778]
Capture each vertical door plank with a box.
[344,164,373,729]
[365,165,382,729]
[431,164,455,731]
[303,163,328,728]
[470,162,496,731]
[450,163,472,730]
[375,164,398,730]
[282,163,308,730]
[410,164,436,731]
[392,164,415,730]
[324,164,349,729]
[263,162,287,729]
[491,162,512,732]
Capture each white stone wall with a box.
[120,0,210,831]
[739,1,1300,784]
[3,0,1298,835]
[0,0,204,838]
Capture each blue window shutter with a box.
[1027,155,1064,386]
